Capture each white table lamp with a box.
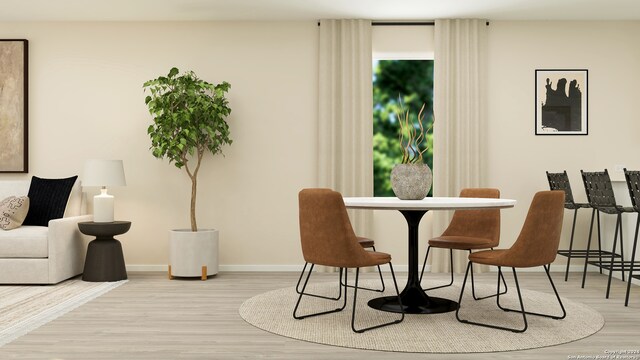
[83,160,126,223]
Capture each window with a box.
[372,26,435,197]
[373,60,434,196]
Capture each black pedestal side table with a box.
[79,221,131,282]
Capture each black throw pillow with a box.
[22,175,78,226]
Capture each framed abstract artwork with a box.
[0,39,28,173]
[535,69,588,135]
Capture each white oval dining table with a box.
[342,196,517,315]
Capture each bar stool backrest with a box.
[546,171,578,209]
[624,169,640,212]
[581,169,617,209]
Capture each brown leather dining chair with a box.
[419,188,506,300]
[295,235,385,301]
[456,191,566,333]
[294,188,404,333]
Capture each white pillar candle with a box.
[93,187,114,222]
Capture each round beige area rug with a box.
[239,280,604,353]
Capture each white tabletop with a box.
[342,196,516,210]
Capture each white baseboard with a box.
[125,264,604,273]
[125,264,411,272]
[126,263,639,285]
[126,265,168,272]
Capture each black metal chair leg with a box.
[582,208,597,288]
[470,250,507,301]
[419,245,431,283]
[455,262,473,321]
[620,216,626,282]
[296,263,343,301]
[341,245,386,293]
[497,265,566,320]
[597,211,603,275]
[372,246,386,292]
[421,247,455,291]
[545,264,567,319]
[351,263,404,333]
[606,215,622,299]
[456,263,528,333]
[625,214,640,307]
[564,208,579,281]
[293,263,347,320]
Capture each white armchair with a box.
[0,180,92,284]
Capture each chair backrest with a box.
[441,188,501,247]
[298,188,372,268]
[624,169,640,212]
[546,170,577,208]
[506,191,565,267]
[581,169,618,208]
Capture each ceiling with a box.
[1,0,639,22]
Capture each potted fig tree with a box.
[143,67,231,280]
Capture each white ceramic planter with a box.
[168,229,219,279]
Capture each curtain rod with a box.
[317,21,432,26]
[372,21,434,26]
[317,21,489,26]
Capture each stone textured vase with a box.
[390,164,433,200]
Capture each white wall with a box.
[0,22,319,269]
[370,21,640,271]
[486,21,640,267]
[1,20,638,271]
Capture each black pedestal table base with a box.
[368,210,459,314]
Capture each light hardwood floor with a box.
[0,270,638,359]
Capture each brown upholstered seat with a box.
[429,188,500,249]
[296,236,384,301]
[357,237,375,248]
[298,189,392,269]
[294,188,404,333]
[420,188,502,297]
[428,236,496,250]
[353,236,385,291]
[456,191,566,333]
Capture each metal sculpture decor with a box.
[535,69,588,135]
[397,99,432,164]
[0,39,28,173]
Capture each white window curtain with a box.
[318,19,373,239]
[430,19,489,273]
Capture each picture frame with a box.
[535,69,588,135]
[0,39,28,173]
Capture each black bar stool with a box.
[623,169,640,306]
[581,169,634,298]
[546,171,594,281]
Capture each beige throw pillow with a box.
[0,196,30,230]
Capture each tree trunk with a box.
[190,176,197,231]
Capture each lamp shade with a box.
[83,160,126,187]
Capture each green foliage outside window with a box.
[373,60,434,196]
